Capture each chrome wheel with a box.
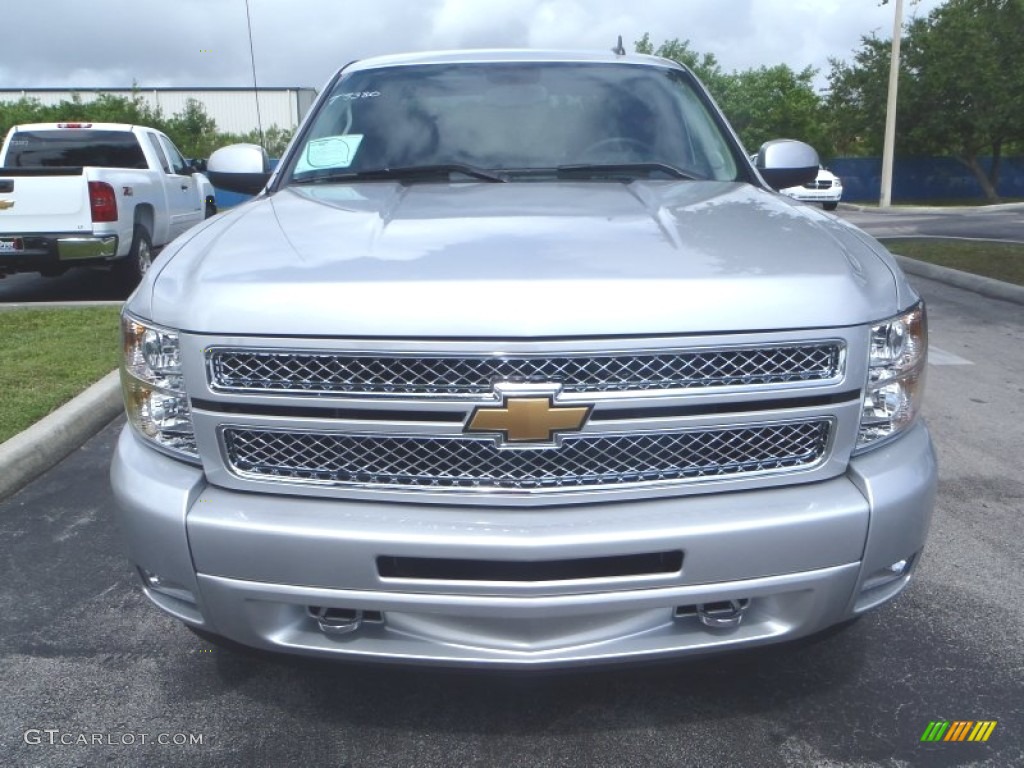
[136,234,153,275]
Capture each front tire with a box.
[113,225,153,289]
[823,202,838,211]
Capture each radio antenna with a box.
[244,0,266,152]
[612,35,626,56]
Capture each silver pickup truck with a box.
[111,50,936,667]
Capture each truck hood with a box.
[139,181,904,337]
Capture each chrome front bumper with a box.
[110,421,936,667]
[785,189,843,205]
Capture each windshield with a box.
[3,130,147,168]
[284,61,741,183]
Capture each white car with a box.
[781,165,842,210]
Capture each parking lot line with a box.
[929,345,974,366]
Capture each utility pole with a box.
[880,0,903,207]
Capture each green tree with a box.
[0,91,165,144]
[636,34,832,158]
[635,33,727,95]
[163,98,220,159]
[902,0,1024,199]
[0,97,59,137]
[827,0,1024,200]
[718,65,832,158]
[227,125,295,158]
[0,92,293,162]
[824,34,898,157]
[74,90,164,126]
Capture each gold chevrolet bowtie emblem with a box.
[0,200,14,210]
[466,397,590,444]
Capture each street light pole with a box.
[880,0,904,207]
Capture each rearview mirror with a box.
[755,139,819,191]
[207,143,271,195]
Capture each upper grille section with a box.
[208,343,843,398]
[222,419,832,493]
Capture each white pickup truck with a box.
[0,122,216,285]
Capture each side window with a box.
[158,135,190,175]
[146,133,171,173]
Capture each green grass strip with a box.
[0,306,121,444]
[882,238,1024,286]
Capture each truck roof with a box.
[344,48,685,74]
[8,122,151,133]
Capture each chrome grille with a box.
[222,420,832,492]
[208,344,842,397]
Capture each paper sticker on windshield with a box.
[329,91,381,104]
[296,135,364,172]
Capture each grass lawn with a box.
[881,238,1024,287]
[0,306,121,444]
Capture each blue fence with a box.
[213,155,1024,207]
[829,156,1024,202]
[210,157,278,210]
[212,188,253,209]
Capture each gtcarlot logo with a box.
[920,721,997,743]
[24,729,205,746]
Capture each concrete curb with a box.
[0,370,122,502]
[895,255,1024,305]
[840,201,1024,214]
[0,300,124,312]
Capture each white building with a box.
[0,87,317,134]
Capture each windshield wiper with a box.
[292,163,506,184]
[556,163,700,181]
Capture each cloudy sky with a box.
[2,0,945,93]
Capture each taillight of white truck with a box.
[88,180,117,222]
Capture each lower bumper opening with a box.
[854,552,920,612]
[308,606,385,635]
[674,598,752,628]
[377,550,684,582]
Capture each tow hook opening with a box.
[675,599,751,629]
[308,606,384,636]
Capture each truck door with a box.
[155,134,203,238]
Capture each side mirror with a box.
[189,158,208,174]
[207,143,271,195]
[755,139,819,191]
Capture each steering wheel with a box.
[579,137,649,159]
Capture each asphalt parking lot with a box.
[1,274,1022,767]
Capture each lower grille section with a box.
[222,419,831,493]
[377,551,684,581]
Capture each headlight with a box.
[857,302,927,451]
[121,312,198,460]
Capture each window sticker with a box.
[328,91,381,104]
[295,135,364,173]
